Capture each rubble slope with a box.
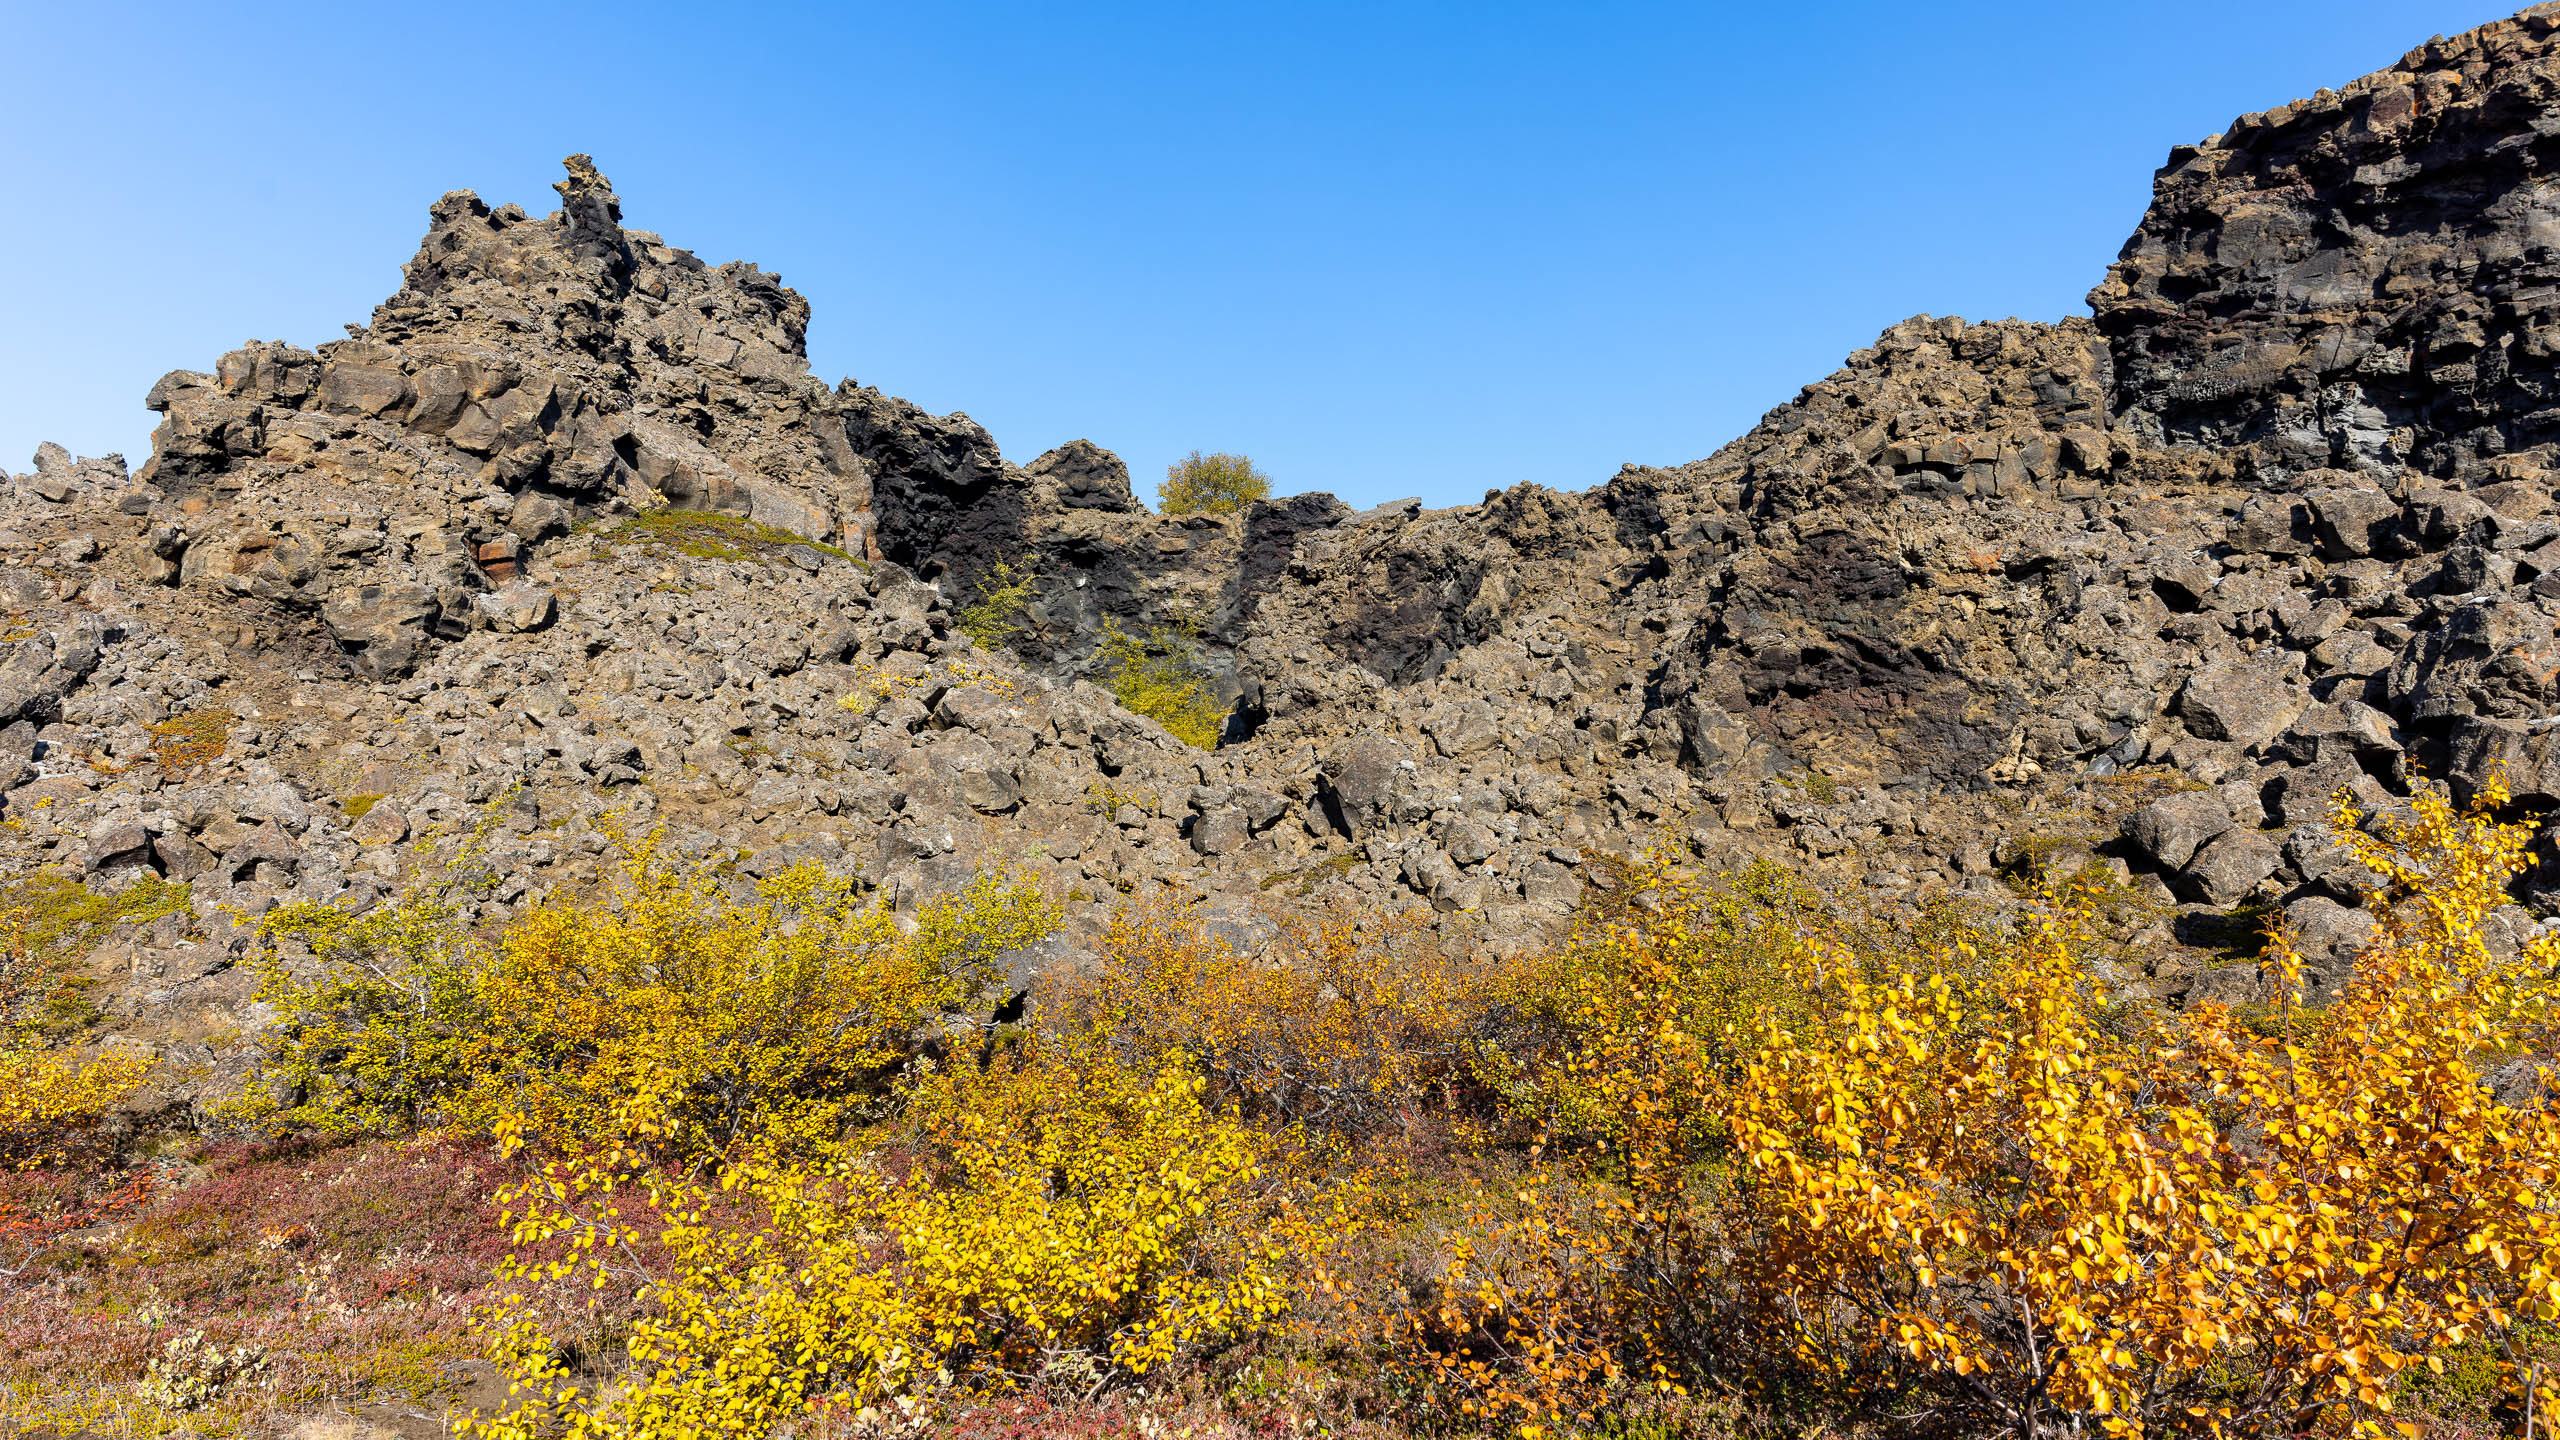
[19,5,2560,1120]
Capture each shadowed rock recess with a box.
[29,8,2560,1117]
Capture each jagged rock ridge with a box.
[16,5,2560,1120]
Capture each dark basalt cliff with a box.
[15,5,2560,1118]
[2096,27,2560,475]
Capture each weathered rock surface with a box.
[37,4,2560,1119]
[134,156,876,680]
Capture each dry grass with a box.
[147,709,235,774]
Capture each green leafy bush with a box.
[1158,450,1270,516]
[954,556,1038,651]
[1095,618,1226,749]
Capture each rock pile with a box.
[22,4,2560,1120]
[135,156,873,679]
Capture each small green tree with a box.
[1158,450,1270,516]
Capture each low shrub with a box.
[0,1168,151,1269]
[1484,856,1828,1173]
[1390,781,2560,1436]
[0,1135,521,1438]
[147,708,234,774]
[0,1045,147,1169]
[954,556,1039,652]
[908,866,1061,984]
[475,1037,1329,1438]
[607,508,853,565]
[1062,896,1486,1135]
[0,871,192,1045]
[1094,618,1225,749]
[247,835,1055,1158]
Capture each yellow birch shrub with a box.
[250,836,1054,1158]
[236,843,494,1139]
[0,872,166,1166]
[1393,797,2560,1436]
[1382,1170,1695,1430]
[907,866,1061,985]
[474,1035,1322,1439]
[1721,776,2560,1437]
[953,556,1038,652]
[1381,857,1838,1427]
[1157,450,1271,516]
[0,1043,148,1167]
[1490,856,1828,1173]
[465,855,936,1156]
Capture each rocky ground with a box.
[16,5,2560,1130]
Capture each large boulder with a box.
[2280,895,2375,1000]
[321,581,441,678]
[2307,487,2404,560]
[472,582,556,634]
[2124,791,2237,871]
[2263,757,2385,829]
[1025,439,1141,513]
[2281,826,2380,903]
[2175,658,2309,748]
[1321,734,1413,839]
[2180,829,2282,906]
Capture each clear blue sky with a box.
[0,1,2516,512]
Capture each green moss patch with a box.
[1,872,192,1043]
[607,509,855,565]
[5,872,191,967]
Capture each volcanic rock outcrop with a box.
[136,156,874,678]
[19,4,2560,1121]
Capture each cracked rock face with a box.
[2094,11,2560,481]
[31,3,2560,1122]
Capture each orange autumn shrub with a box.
[1062,895,1490,1135]
[1404,780,2560,1437]
[1722,778,2560,1437]
[1377,857,1848,1428]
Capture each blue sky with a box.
[0,1,2516,511]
